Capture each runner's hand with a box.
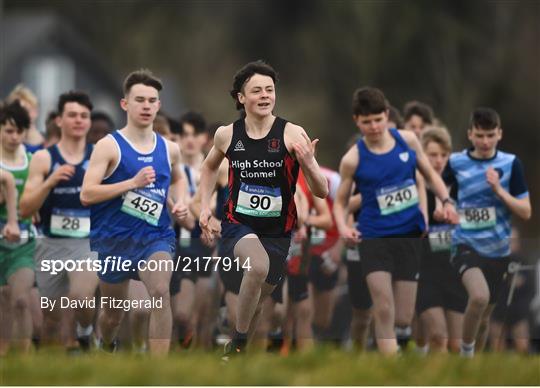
[199,207,217,244]
[443,202,459,224]
[131,166,156,189]
[293,132,319,167]
[46,164,75,186]
[2,221,20,242]
[201,216,221,247]
[340,226,361,247]
[486,166,503,195]
[171,200,189,221]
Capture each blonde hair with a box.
[7,84,38,108]
[421,126,452,153]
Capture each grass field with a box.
[1,348,539,385]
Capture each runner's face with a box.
[180,123,205,157]
[57,102,91,139]
[123,84,160,128]
[238,74,275,118]
[424,141,449,175]
[354,111,388,140]
[405,114,425,138]
[467,127,501,157]
[0,121,25,153]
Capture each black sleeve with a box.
[509,157,528,197]
[443,163,458,200]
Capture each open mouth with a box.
[257,102,271,108]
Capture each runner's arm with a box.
[285,124,328,199]
[19,150,54,218]
[199,127,229,215]
[402,131,458,222]
[0,169,18,224]
[333,146,359,237]
[416,171,429,229]
[307,195,333,230]
[486,161,531,220]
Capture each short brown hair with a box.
[352,87,388,116]
[123,69,162,95]
[403,100,434,125]
[421,126,452,153]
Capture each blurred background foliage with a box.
[3,0,539,235]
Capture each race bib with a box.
[459,206,496,230]
[121,189,164,226]
[428,224,453,252]
[50,208,90,238]
[376,180,419,215]
[236,183,282,217]
[179,227,191,248]
[310,227,326,245]
[345,247,360,262]
[0,221,32,249]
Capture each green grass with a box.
[1,348,539,385]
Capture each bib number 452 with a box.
[130,196,159,216]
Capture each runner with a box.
[334,87,457,355]
[445,107,531,357]
[80,69,188,355]
[170,110,216,349]
[0,100,34,354]
[198,60,328,357]
[416,126,467,353]
[20,91,98,351]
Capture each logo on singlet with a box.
[268,138,280,153]
[399,152,409,162]
[234,140,245,151]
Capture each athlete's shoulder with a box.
[31,148,52,165]
[495,149,516,162]
[397,129,420,148]
[339,144,359,175]
[213,124,234,154]
[91,134,120,161]
[449,149,469,164]
[284,121,305,136]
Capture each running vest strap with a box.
[223,117,299,235]
[40,144,93,238]
[90,131,174,253]
[354,128,425,238]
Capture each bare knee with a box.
[12,294,30,312]
[245,261,269,283]
[373,298,393,323]
[468,293,489,312]
[146,282,170,303]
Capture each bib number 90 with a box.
[250,195,271,210]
